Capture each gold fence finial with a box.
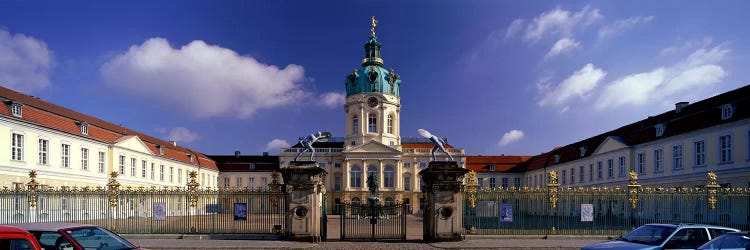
[627,170,641,209]
[27,171,40,207]
[706,171,720,210]
[547,171,560,209]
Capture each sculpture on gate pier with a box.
[294,131,331,162]
[418,129,454,161]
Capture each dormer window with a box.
[187,154,193,163]
[554,154,560,163]
[76,121,89,135]
[157,145,164,155]
[488,164,496,171]
[655,124,665,137]
[721,104,734,120]
[6,101,22,117]
[579,147,586,157]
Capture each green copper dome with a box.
[345,18,401,97]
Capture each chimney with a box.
[263,152,269,156]
[234,151,241,158]
[169,140,177,147]
[675,102,689,113]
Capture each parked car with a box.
[582,223,739,250]
[9,223,140,250]
[0,225,42,250]
[697,231,750,250]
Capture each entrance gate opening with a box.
[339,202,407,241]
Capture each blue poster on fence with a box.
[234,203,247,221]
[153,202,166,221]
[500,204,513,222]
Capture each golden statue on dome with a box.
[370,16,378,37]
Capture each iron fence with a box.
[0,171,286,235]
[463,171,750,235]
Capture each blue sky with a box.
[1,0,748,156]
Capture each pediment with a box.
[345,140,401,154]
[114,135,153,155]
[592,136,630,155]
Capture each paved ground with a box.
[124,215,611,249]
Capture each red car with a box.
[0,225,43,250]
[10,223,140,250]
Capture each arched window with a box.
[368,113,377,133]
[352,115,359,134]
[351,197,361,206]
[403,173,411,191]
[384,165,395,188]
[387,114,393,134]
[350,166,362,188]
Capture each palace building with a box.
[278,18,466,212]
[0,86,219,189]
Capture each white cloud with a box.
[498,130,524,146]
[0,29,54,93]
[538,63,607,107]
[505,19,525,39]
[595,44,729,110]
[319,92,345,108]
[100,38,307,119]
[598,16,654,38]
[166,127,199,143]
[522,5,602,42]
[544,38,581,59]
[265,139,290,152]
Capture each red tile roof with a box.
[0,86,217,170]
[402,143,454,149]
[466,155,532,173]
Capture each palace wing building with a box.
[0,86,219,189]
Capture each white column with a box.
[344,160,350,191]
[379,159,384,190]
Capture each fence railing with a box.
[462,171,750,235]
[1,171,287,235]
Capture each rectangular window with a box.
[618,156,626,177]
[654,148,663,172]
[334,163,342,168]
[224,177,230,188]
[38,139,48,164]
[502,177,508,188]
[319,163,326,169]
[160,165,164,181]
[61,144,70,168]
[514,177,521,188]
[607,159,613,178]
[178,169,182,184]
[489,178,496,188]
[404,162,411,168]
[404,175,411,191]
[141,160,147,178]
[352,117,359,134]
[570,168,575,184]
[130,158,136,176]
[478,177,485,188]
[169,167,174,183]
[719,134,732,164]
[236,177,242,187]
[695,140,706,166]
[334,175,341,191]
[261,177,267,187]
[597,161,602,179]
[637,153,645,174]
[673,145,683,169]
[589,164,594,181]
[579,166,584,183]
[368,114,377,133]
[249,177,255,189]
[118,155,125,175]
[150,163,155,180]
[80,148,89,170]
[98,152,105,173]
[10,103,22,117]
[419,162,427,169]
[11,133,24,161]
[561,170,567,185]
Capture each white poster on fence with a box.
[153,202,166,221]
[581,204,594,222]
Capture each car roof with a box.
[8,222,100,232]
[644,223,739,230]
[0,225,33,234]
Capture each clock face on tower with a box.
[367,97,378,108]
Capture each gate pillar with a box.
[419,161,469,242]
[280,161,327,242]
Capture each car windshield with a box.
[66,226,136,250]
[620,225,675,246]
